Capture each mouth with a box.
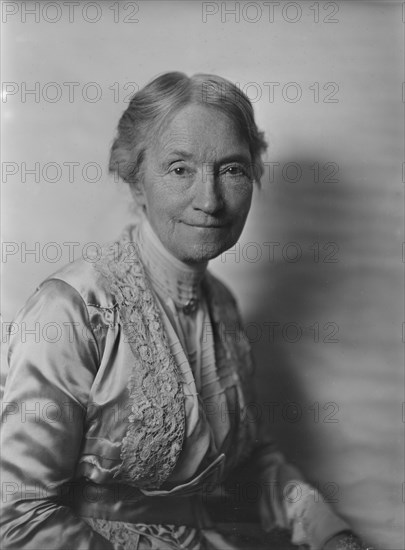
[182,221,227,229]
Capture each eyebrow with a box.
[164,150,194,161]
[216,154,252,166]
[165,151,251,166]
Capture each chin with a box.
[179,240,235,266]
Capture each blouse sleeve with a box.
[253,433,351,550]
[233,303,351,549]
[0,279,117,550]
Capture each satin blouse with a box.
[0,219,350,550]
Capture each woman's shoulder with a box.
[36,224,140,310]
[42,257,117,311]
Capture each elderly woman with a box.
[1,73,365,550]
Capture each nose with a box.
[192,168,224,215]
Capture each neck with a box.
[135,214,207,311]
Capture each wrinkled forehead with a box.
[150,103,251,163]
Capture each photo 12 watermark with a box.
[2,82,140,104]
[201,80,340,104]
[1,318,341,346]
[201,2,340,24]
[2,2,140,24]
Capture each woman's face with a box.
[135,103,254,265]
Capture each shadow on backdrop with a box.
[245,155,397,546]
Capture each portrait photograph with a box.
[1,2,403,549]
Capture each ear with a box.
[130,179,148,210]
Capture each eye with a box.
[220,164,249,179]
[226,166,245,176]
[168,162,193,178]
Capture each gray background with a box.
[1,1,404,547]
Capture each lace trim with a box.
[204,273,256,473]
[84,517,140,549]
[84,517,203,550]
[93,226,256,488]
[203,274,257,470]
[94,230,185,489]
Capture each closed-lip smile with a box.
[182,221,226,228]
